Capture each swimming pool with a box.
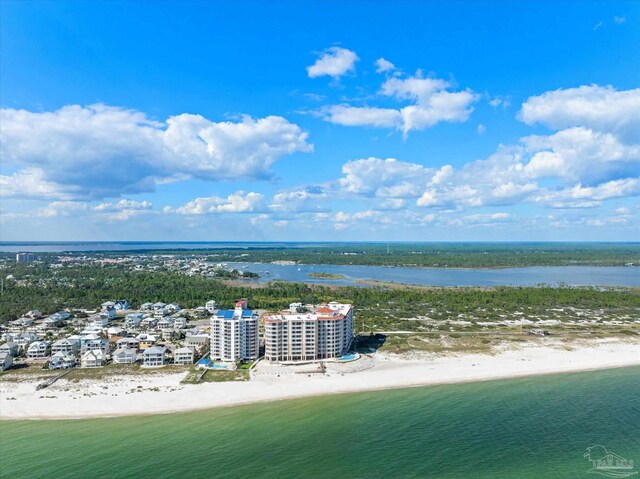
[208,363,230,370]
[336,353,360,362]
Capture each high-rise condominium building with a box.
[210,300,259,362]
[263,302,354,363]
[16,253,35,263]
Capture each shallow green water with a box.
[1,367,639,479]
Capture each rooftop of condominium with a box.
[213,309,256,320]
[263,302,353,323]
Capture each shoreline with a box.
[1,340,639,421]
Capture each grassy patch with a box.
[181,368,249,384]
[308,272,346,280]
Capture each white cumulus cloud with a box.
[320,70,478,136]
[374,58,396,73]
[518,85,640,140]
[306,47,359,79]
[0,104,312,200]
[270,186,328,213]
[171,191,265,215]
[338,157,433,197]
[323,105,402,128]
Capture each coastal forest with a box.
[1,262,638,326]
[4,242,639,268]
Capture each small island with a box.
[308,272,346,280]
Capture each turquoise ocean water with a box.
[1,366,639,478]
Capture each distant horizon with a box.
[2,240,640,255]
[2,240,640,245]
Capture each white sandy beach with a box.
[1,340,638,420]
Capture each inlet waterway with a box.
[228,262,640,287]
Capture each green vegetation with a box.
[211,268,259,279]
[181,368,249,383]
[308,272,346,280]
[0,363,186,382]
[3,242,640,268]
[1,263,638,328]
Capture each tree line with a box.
[1,264,638,323]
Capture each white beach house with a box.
[205,300,217,314]
[173,347,195,365]
[0,352,13,371]
[142,346,166,367]
[81,349,105,368]
[0,342,20,357]
[26,341,50,359]
[116,337,140,350]
[51,338,80,355]
[112,347,138,365]
[49,352,76,369]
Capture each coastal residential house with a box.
[136,334,157,350]
[154,308,169,319]
[112,347,137,365]
[140,302,154,312]
[210,302,259,362]
[81,339,109,355]
[194,306,207,316]
[107,326,127,338]
[51,338,80,355]
[205,300,217,314]
[152,302,166,310]
[101,301,116,311]
[99,309,117,322]
[81,349,105,368]
[185,334,209,354]
[80,323,102,335]
[113,300,130,311]
[66,334,83,346]
[49,352,76,369]
[14,317,33,328]
[140,317,158,330]
[142,346,166,367]
[0,342,20,357]
[166,303,181,313]
[116,337,140,350]
[160,329,177,341]
[80,349,106,368]
[173,317,188,329]
[43,316,62,328]
[92,315,109,327]
[0,352,13,371]
[157,317,174,329]
[173,347,194,365]
[79,333,100,348]
[26,341,50,359]
[50,311,71,322]
[124,313,144,328]
[26,309,42,319]
[108,336,124,350]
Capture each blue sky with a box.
[1,1,639,241]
